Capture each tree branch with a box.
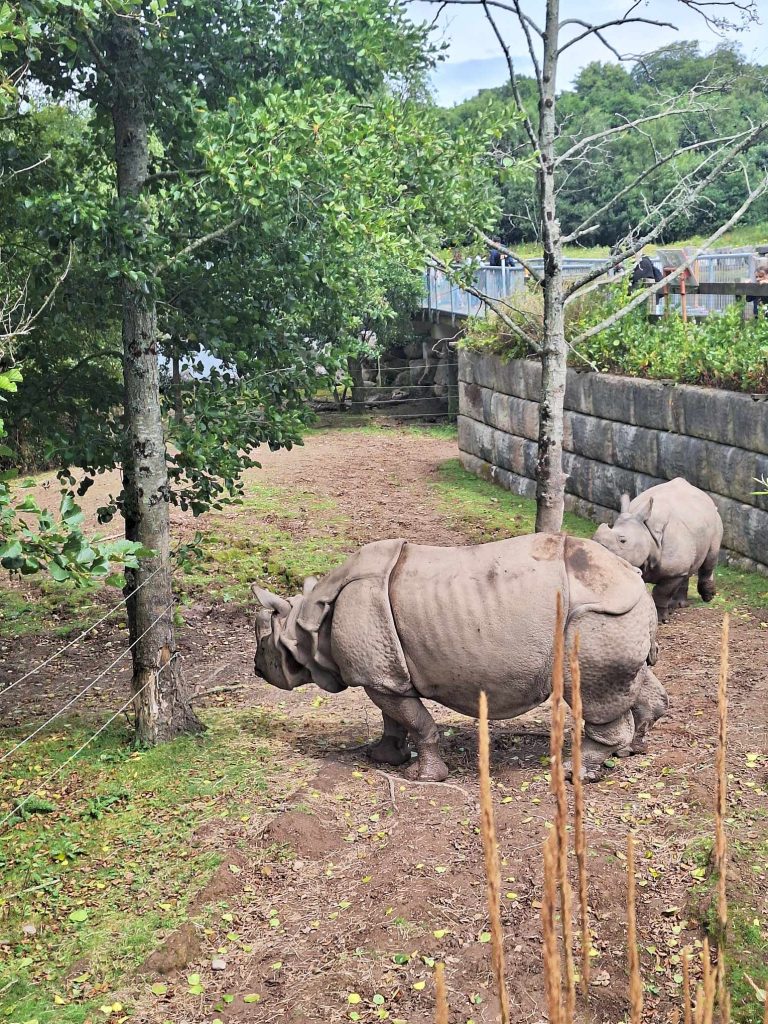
[557,17,677,56]
[481,0,542,161]
[557,97,709,166]
[561,132,743,244]
[144,168,206,184]
[565,118,768,297]
[569,173,768,349]
[155,215,244,275]
[473,226,543,282]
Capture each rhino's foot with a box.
[369,737,411,767]
[564,756,603,784]
[698,578,716,603]
[404,750,450,783]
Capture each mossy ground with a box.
[0,711,279,1024]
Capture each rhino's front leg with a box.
[368,711,411,767]
[364,688,449,782]
[651,575,688,622]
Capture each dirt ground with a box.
[2,425,767,1024]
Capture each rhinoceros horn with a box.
[251,584,290,617]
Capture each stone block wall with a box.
[458,352,768,571]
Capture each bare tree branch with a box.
[569,173,768,348]
[561,132,743,244]
[473,226,543,282]
[565,117,768,297]
[557,94,711,166]
[557,17,677,56]
[480,0,542,161]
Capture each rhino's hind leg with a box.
[364,688,449,782]
[697,547,718,603]
[368,712,411,767]
[668,576,690,612]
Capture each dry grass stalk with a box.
[569,634,591,995]
[764,989,768,1024]
[477,690,511,1024]
[627,833,643,1024]
[434,961,449,1024]
[542,827,563,1024]
[682,947,692,1024]
[704,937,717,1024]
[721,989,731,1024]
[694,983,705,1024]
[551,593,576,1021]
[715,614,730,1011]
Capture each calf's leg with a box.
[697,547,718,603]
[368,711,410,766]
[651,575,687,622]
[364,688,449,781]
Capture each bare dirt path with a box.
[2,425,767,1024]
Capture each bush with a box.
[464,281,768,393]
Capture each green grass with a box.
[513,222,768,260]
[432,458,594,541]
[0,710,278,1024]
[0,578,122,640]
[178,480,354,602]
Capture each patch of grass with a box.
[726,910,768,1024]
[0,579,119,640]
[432,458,594,541]
[404,422,458,441]
[0,708,279,1024]
[712,565,768,613]
[179,480,353,601]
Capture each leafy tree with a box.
[5,0,499,741]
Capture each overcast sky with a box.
[407,0,768,106]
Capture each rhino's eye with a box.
[619,537,626,544]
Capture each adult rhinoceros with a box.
[252,534,668,782]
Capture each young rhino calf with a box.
[593,477,723,622]
[252,533,668,783]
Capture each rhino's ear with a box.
[251,584,290,616]
[620,493,631,513]
[303,576,318,597]
[634,495,654,524]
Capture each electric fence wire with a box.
[0,563,167,699]
[0,652,179,833]
[1,600,175,764]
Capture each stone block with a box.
[569,412,614,465]
[611,422,660,477]
[460,382,483,422]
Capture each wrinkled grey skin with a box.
[252,534,668,783]
[593,477,723,623]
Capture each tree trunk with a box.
[109,15,202,744]
[535,0,568,534]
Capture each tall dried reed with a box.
[478,690,511,1024]
[569,635,591,994]
[627,833,643,1024]
[434,961,448,1024]
[551,593,576,1020]
[715,614,730,1011]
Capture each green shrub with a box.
[464,282,768,392]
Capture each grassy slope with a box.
[1,430,766,1022]
[512,222,768,261]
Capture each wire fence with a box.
[1,600,175,765]
[0,563,166,699]
[0,653,178,832]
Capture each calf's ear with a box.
[303,576,318,596]
[634,496,654,524]
[251,584,291,616]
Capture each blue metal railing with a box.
[422,252,760,320]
